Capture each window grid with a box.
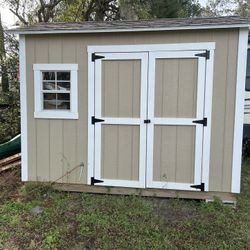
[41,71,71,110]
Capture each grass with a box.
[0,163,250,249]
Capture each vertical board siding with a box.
[177,59,198,118]
[175,126,195,183]
[26,29,239,192]
[35,38,50,181]
[209,30,238,192]
[62,37,78,183]
[102,60,141,118]
[221,30,238,191]
[76,38,88,184]
[155,58,198,118]
[153,125,195,183]
[48,37,64,182]
[101,125,140,181]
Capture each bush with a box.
[0,81,20,144]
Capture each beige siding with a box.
[101,125,140,180]
[155,58,198,118]
[153,125,195,183]
[102,60,141,118]
[25,28,239,192]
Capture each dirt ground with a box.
[0,167,22,204]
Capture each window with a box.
[33,64,78,119]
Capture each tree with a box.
[235,0,250,17]
[0,16,20,142]
[202,0,250,17]
[58,0,202,22]
[1,0,64,25]
[57,0,119,22]
[0,14,9,92]
[149,0,202,18]
[3,0,203,24]
[119,0,151,20]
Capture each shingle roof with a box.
[8,16,250,34]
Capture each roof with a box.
[8,16,250,35]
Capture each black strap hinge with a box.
[92,116,105,124]
[92,53,105,62]
[144,119,151,124]
[190,183,205,192]
[195,50,210,60]
[192,117,207,126]
[91,177,104,185]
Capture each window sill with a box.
[34,111,79,120]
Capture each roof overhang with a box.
[8,23,250,35]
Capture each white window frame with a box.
[33,64,78,119]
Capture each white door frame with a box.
[146,50,206,191]
[87,43,215,191]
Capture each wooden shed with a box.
[10,16,250,202]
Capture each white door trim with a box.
[87,52,95,185]
[231,28,249,193]
[88,42,215,53]
[146,50,207,191]
[92,52,148,188]
[88,43,215,190]
[202,50,214,191]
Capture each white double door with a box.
[92,50,207,191]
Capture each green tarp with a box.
[0,134,21,160]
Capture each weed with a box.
[43,229,61,249]
[0,163,249,249]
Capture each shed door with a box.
[146,51,206,190]
[93,52,148,188]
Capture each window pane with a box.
[43,72,55,80]
[43,93,57,109]
[57,93,70,110]
[246,49,250,77]
[43,82,56,90]
[57,71,70,81]
[57,101,70,110]
[246,77,250,91]
[57,82,70,91]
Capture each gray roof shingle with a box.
[8,16,250,34]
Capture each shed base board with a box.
[48,183,237,203]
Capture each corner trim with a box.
[19,35,28,181]
[231,28,249,193]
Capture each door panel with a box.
[147,51,206,190]
[102,60,141,118]
[154,58,198,118]
[94,52,148,188]
[101,125,140,181]
[153,125,195,183]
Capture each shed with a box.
[9,16,250,202]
